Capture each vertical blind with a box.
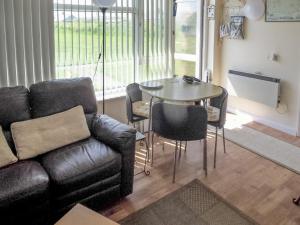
[0,0,55,88]
[54,0,173,93]
[137,0,173,83]
[0,0,173,90]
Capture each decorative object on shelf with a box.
[92,0,117,114]
[266,0,300,22]
[241,0,265,21]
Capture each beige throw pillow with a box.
[0,126,18,168]
[11,105,91,160]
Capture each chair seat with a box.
[41,137,122,197]
[132,101,150,118]
[207,106,220,122]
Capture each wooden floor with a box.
[101,121,300,225]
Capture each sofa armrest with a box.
[91,115,136,196]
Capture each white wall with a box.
[97,97,127,124]
[220,7,300,135]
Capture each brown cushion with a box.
[11,106,91,160]
[0,126,18,168]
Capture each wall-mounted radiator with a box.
[228,70,280,108]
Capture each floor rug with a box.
[222,126,300,174]
[120,180,257,225]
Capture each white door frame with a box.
[298,100,300,137]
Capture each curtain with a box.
[0,0,55,88]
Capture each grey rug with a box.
[222,126,300,174]
[120,180,257,225]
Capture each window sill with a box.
[95,90,126,102]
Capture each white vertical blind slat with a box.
[0,0,55,87]
[14,0,26,86]
[31,0,43,83]
[4,0,17,86]
[23,0,35,86]
[0,0,8,86]
[48,0,56,79]
[40,0,51,81]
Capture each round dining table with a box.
[139,77,223,145]
[140,77,222,103]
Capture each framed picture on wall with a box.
[266,0,300,22]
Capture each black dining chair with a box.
[126,83,149,129]
[152,102,208,183]
[207,87,228,169]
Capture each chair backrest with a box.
[152,102,207,141]
[210,87,228,128]
[126,83,143,122]
[126,83,143,103]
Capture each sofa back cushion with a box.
[11,105,91,160]
[29,77,97,118]
[0,86,31,130]
[0,126,18,168]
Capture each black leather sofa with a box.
[0,78,136,225]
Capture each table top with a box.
[55,204,119,225]
[139,78,222,102]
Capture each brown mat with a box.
[120,180,258,225]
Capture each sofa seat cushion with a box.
[0,161,49,209]
[41,137,122,196]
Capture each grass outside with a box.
[55,20,197,88]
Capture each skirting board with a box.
[228,107,298,136]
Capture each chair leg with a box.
[151,132,155,166]
[147,97,153,144]
[203,138,208,176]
[142,120,145,133]
[184,141,187,153]
[179,141,182,159]
[222,128,226,153]
[214,127,218,169]
[143,139,150,176]
[173,141,178,183]
[145,137,150,162]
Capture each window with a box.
[54,0,173,95]
[54,0,134,94]
[174,0,203,77]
